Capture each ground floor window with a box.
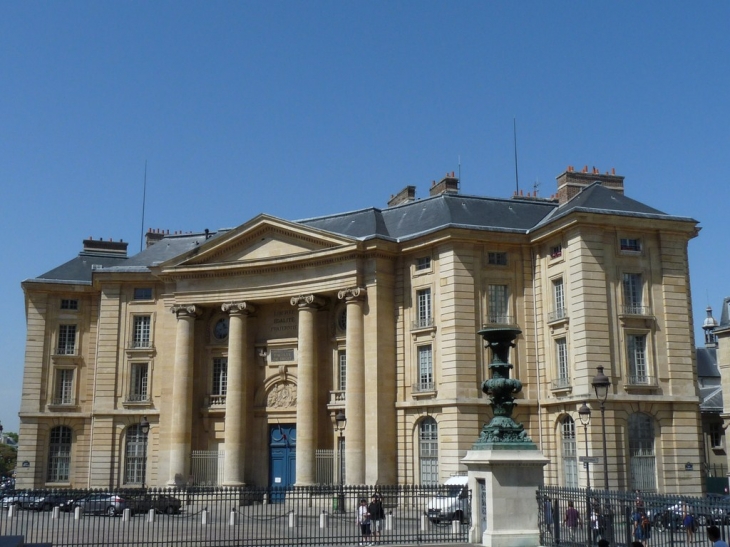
[419,417,438,484]
[124,424,147,485]
[47,426,72,482]
[629,412,656,492]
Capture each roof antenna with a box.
[458,155,461,184]
[513,118,520,194]
[533,179,540,196]
[139,160,147,253]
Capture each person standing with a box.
[357,498,372,546]
[708,525,730,547]
[683,504,696,544]
[632,504,650,546]
[368,494,385,544]
[563,500,580,541]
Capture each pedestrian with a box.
[682,504,696,544]
[368,493,385,543]
[632,503,650,546]
[563,500,580,541]
[708,525,730,547]
[357,498,372,546]
[543,495,553,537]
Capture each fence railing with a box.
[537,485,730,547]
[0,485,471,547]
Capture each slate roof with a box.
[26,182,698,282]
[697,347,723,413]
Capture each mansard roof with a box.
[26,180,699,282]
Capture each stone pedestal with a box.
[463,449,549,547]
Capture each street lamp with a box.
[591,366,611,490]
[334,410,347,513]
[140,416,150,489]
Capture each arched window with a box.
[47,426,72,482]
[124,424,148,485]
[561,416,578,487]
[629,412,656,492]
[419,417,438,485]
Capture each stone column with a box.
[291,294,325,486]
[168,305,199,486]
[222,302,255,486]
[338,287,367,485]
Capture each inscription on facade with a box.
[270,309,297,336]
[271,348,295,362]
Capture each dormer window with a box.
[620,238,641,252]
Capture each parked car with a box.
[126,492,182,515]
[426,475,470,525]
[35,492,81,512]
[73,493,127,516]
[1,492,43,510]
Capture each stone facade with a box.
[16,169,704,494]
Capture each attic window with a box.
[620,238,641,252]
[133,288,153,301]
[487,252,508,266]
[550,244,562,259]
[416,257,431,271]
[60,299,78,311]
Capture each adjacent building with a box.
[17,167,705,494]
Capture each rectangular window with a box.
[556,338,569,386]
[416,288,432,328]
[54,369,74,405]
[487,252,508,266]
[133,287,153,300]
[60,299,78,310]
[132,315,151,348]
[627,334,648,383]
[212,358,227,404]
[417,345,433,391]
[129,363,149,402]
[338,350,347,391]
[487,285,509,324]
[416,257,431,271]
[57,325,76,355]
[47,427,72,483]
[620,238,642,252]
[710,423,724,449]
[552,278,565,320]
[550,244,562,259]
[623,273,643,314]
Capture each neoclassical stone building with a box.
[17,167,705,494]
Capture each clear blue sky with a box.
[1,2,729,433]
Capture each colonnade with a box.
[167,288,367,487]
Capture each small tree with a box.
[0,444,17,478]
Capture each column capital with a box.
[338,287,367,302]
[222,302,256,316]
[290,294,326,309]
[170,304,202,318]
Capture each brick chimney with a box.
[82,237,128,256]
[429,172,459,197]
[556,165,624,205]
[145,228,167,248]
[388,185,417,207]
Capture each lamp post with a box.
[334,410,347,513]
[140,416,150,489]
[591,366,611,490]
[578,401,593,544]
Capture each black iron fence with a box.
[0,484,471,546]
[537,485,730,547]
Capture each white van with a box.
[426,475,470,525]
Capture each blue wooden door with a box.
[269,424,296,501]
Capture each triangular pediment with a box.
[161,214,357,270]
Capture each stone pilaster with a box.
[168,304,199,486]
[338,287,367,484]
[291,294,325,486]
[221,301,255,486]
